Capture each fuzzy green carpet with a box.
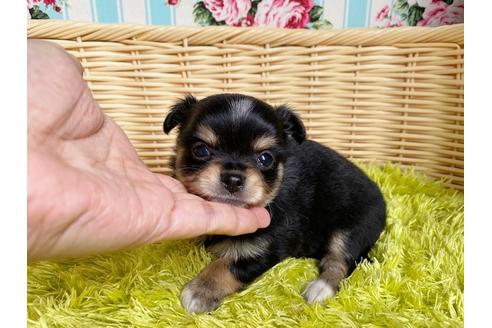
[27,163,464,327]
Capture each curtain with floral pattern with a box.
[27,0,464,29]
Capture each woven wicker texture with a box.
[28,20,464,190]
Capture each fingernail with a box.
[252,208,271,228]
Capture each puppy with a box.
[163,94,386,313]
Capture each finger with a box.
[28,40,94,140]
[165,198,271,239]
[249,207,271,228]
[204,202,270,235]
[67,52,84,74]
[172,193,271,229]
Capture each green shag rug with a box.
[27,163,464,327]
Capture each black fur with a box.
[275,104,306,144]
[164,93,386,296]
[228,139,386,283]
[163,95,197,134]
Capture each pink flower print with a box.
[27,0,41,9]
[417,0,464,26]
[254,0,314,28]
[241,15,254,27]
[203,0,252,25]
[376,4,390,21]
[385,18,403,27]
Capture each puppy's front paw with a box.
[180,258,243,313]
[180,279,222,313]
[302,279,335,304]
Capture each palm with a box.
[27,41,269,261]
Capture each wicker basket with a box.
[28,20,464,190]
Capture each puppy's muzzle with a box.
[220,171,245,194]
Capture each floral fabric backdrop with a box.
[28,0,464,29]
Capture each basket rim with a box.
[27,20,464,47]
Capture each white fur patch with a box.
[180,285,198,312]
[208,238,269,261]
[302,279,335,304]
[229,97,253,123]
[180,284,216,313]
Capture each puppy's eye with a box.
[257,151,274,169]
[192,143,211,160]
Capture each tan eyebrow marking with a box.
[196,124,218,146]
[252,135,277,152]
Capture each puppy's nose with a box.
[220,173,245,194]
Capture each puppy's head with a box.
[164,94,305,208]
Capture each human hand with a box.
[27,40,270,262]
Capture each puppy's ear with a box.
[163,95,198,134]
[276,105,306,143]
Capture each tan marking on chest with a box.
[207,238,270,261]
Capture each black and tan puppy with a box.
[163,94,386,313]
